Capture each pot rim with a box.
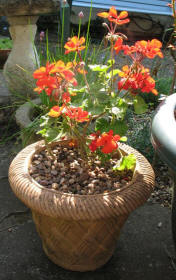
[9,140,155,220]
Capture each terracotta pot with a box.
[8,140,155,271]
[0,49,11,69]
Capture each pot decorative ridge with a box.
[9,140,154,271]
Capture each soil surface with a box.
[29,144,132,195]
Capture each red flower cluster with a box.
[118,65,158,95]
[89,130,121,154]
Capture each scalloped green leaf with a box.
[95,118,110,132]
[111,120,128,136]
[44,127,62,143]
[113,154,136,171]
[88,64,109,72]
[133,96,148,114]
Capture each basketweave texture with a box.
[8,140,155,271]
[32,211,127,271]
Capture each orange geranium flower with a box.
[50,60,77,86]
[97,6,130,25]
[65,107,89,122]
[122,39,163,60]
[114,37,123,54]
[64,36,86,54]
[33,62,55,80]
[33,62,57,95]
[48,106,64,118]
[118,65,158,95]
[136,39,163,59]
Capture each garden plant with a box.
[9,6,162,271]
[30,6,163,173]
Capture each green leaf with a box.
[88,104,106,115]
[95,118,110,132]
[44,127,62,143]
[133,96,148,114]
[111,120,128,136]
[72,98,89,108]
[93,91,110,103]
[88,64,109,72]
[39,115,54,127]
[37,128,47,136]
[113,154,136,171]
[70,87,87,93]
[107,59,115,66]
[120,136,127,142]
[106,69,121,79]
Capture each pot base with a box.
[32,211,127,272]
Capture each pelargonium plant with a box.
[33,6,163,173]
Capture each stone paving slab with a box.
[0,175,176,280]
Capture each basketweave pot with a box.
[8,140,155,272]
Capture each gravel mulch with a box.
[29,144,133,195]
[149,162,172,208]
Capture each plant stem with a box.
[83,0,92,61]
[110,40,114,93]
[44,139,55,160]
[78,51,91,94]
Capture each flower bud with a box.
[102,22,108,29]
[78,11,84,18]
[39,31,45,41]
[79,61,85,67]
